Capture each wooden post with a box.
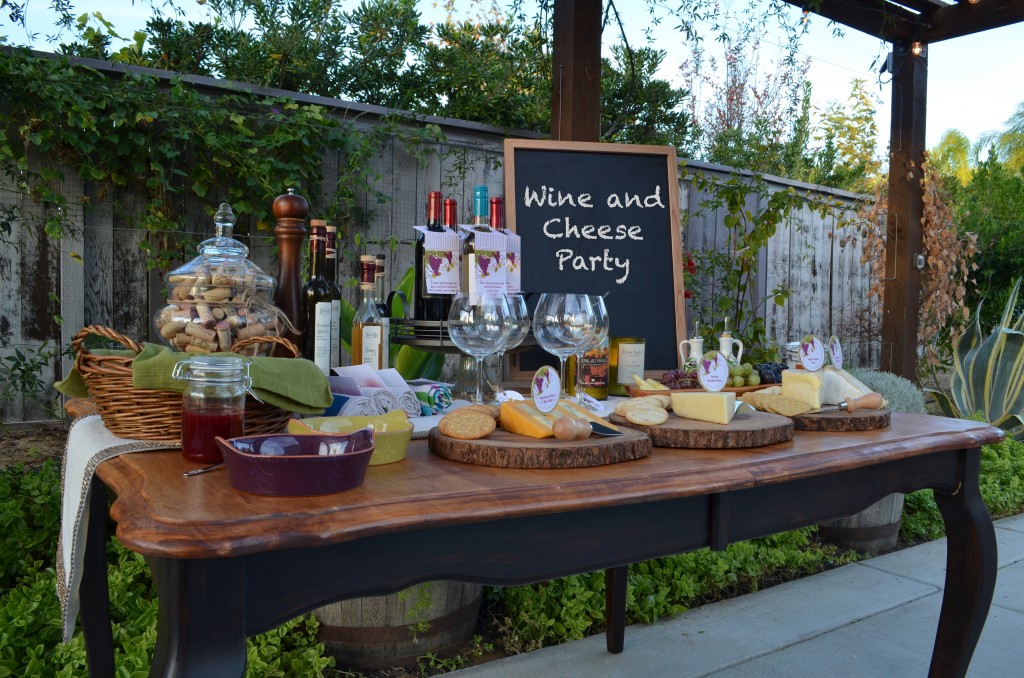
[881,41,927,382]
[273,188,308,350]
[550,0,602,142]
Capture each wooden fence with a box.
[0,61,873,424]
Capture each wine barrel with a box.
[315,582,483,670]
[819,493,905,555]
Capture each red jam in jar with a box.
[181,407,244,463]
[173,355,251,465]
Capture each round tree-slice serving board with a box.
[428,426,651,469]
[792,408,891,432]
[609,411,793,449]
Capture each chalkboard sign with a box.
[504,140,686,373]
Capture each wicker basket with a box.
[72,325,298,441]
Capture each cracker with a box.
[615,398,664,415]
[639,394,671,410]
[438,410,496,440]
[741,392,814,417]
[460,404,500,421]
[626,407,669,426]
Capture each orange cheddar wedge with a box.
[499,399,618,439]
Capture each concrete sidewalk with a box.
[454,514,1024,677]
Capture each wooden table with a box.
[80,413,1002,677]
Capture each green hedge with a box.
[3,432,1023,675]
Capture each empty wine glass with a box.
[447,293,511,404]
[573,294,610,408]
[495,293,530,390]
[533,292,594,398]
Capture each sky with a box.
[7,0,1024,159]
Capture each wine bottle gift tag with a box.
[503,229,522,294]
[413,225,461,295]
[467,230,507,303]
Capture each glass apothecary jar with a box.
[154,203,286,356]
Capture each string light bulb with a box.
[802,8,809,24]
[911,41,923,56]
[968,0,979,4]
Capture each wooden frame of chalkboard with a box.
[504,139,686,379]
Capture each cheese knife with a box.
[804,392,884,415]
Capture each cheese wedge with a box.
[781,369,824,408]
[820,366,873,405]
[499,399,618,439]
[670,391,736,425]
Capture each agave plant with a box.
[927,277,1024,440]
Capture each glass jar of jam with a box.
[172,356,250,463]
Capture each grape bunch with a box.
[727,362,761,387]
[753,362,789,385]
[661,368,699,389]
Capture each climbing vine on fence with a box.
[0,47,444,269]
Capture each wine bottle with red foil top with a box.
[413,191,451,321]
[374,253,391,366]
[301,220,333,375]
[489,196,504,231]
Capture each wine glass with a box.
[573,294,610,408]
[532,293,594,398]
[447,293,511,404]
[495,293,530,390]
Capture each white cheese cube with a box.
[670,391,736,425]
[781,369,824,408]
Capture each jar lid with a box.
[173,355,252,383]
[163,202,276,292]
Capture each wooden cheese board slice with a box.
[609,411,793,449]
[428,426,652,469]
[791,408,891,432]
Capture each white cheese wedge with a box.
[781,369,824,408]
[819,366,873,405]
[670,391,736,425]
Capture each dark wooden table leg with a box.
[148,556,248,678]
[81,481,115,677]
[605,565,628,653]
[929,449,998,678]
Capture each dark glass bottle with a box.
[413,191,451,321]
[302,221,334,375]
[325,223,344,370]
[374,253,391,367]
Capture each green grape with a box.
[748,373,761,386]
[731,375,745,387]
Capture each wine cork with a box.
[195,302,215,327]
[184,322,217,343]
[160,320,187,339]
[235,323,266,340]
[215,321,232,350]
[212,306,226,320]
[185,343,211,354]
[188,336,218,351]
[203,286,233,302]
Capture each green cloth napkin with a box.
[56,343,333,415]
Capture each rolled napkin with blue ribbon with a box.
[412,383,453,416]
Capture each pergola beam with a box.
[921,0,1024,43]
[550,0,603,142]
[881,41,928,381]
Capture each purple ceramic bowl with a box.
[214,428,374,496]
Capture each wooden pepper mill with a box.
[273,188,308,351]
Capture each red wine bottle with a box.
[302,220,333,375]
[414,191,451,321]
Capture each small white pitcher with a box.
[679,335,704,366]
[719,333,744,364]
